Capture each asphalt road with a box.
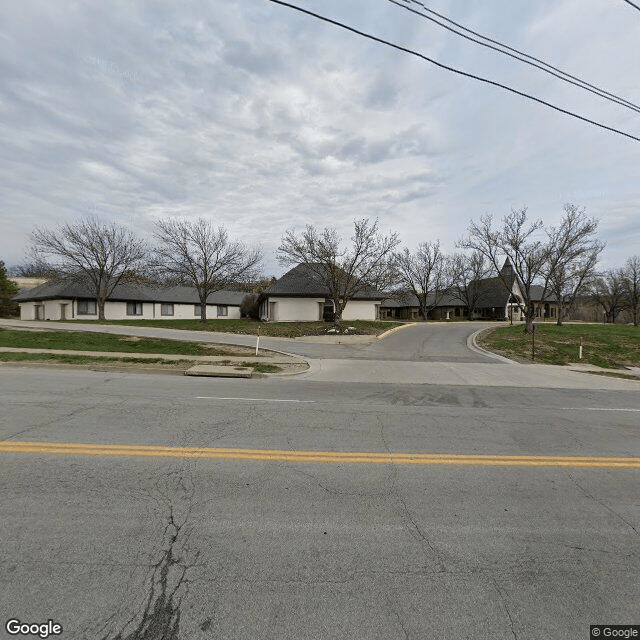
[0,319,499,361]
[1,323,639,639]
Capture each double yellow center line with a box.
[1,440,639,468]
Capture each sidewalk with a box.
[299,358,640,390]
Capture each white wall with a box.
[266,297,325,322]
[262,297,379,322]
[342,300,379,321]
[19,299,240,321]
[29,299,75,321]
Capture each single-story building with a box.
[258,264,386,322]
[379,259,558,321]
[13,280,247,321]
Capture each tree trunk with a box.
[199,293,208,323]
[332,300,343,330]
[98,298,106,320]
[524,315,535,334]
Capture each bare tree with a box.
[277,218,399,327]
[30,217,147,320]
[11,254,61,280]
[152,218,262,322]
[544,205,605,325]
[588,269,628,324]
[394,241,453,320]
[459,205,603,333]
[449,250,493,320]
[620,255,640,326]
[459,207,547,333]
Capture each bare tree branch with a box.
[152,218,262,322]
[620,255,640,326]
[587,269,628,324]
[544,204,605,325]
[30,217,147,320]
[449,250,493,319]
[278,218,399,326]
[394,241,453,320]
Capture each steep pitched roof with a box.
[13,280,247,306]
[467,277,514,308]
[263,264,386,300]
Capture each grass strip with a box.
[45,318,407,337]
[0,351,283,373]
[0,328,245,356]
[480,323,640,368]
[0,352,193,365]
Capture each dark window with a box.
[126,302,143,316]
[160,303,174,316]
[77,299,97,315]
[217,305,228,317]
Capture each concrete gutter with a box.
[467,325,518,364]
[377,323,417,340]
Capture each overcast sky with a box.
[1,0,639,276]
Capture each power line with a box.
[621,0,640,11]
[388,0,640,115]
[266,0,640,143]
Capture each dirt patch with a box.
[199,343,256,356]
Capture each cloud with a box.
[0,0,638,274]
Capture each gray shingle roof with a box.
[466,277,513,308]
[13,280,247,306]
[528,285,556,302]
[264,264,386,300]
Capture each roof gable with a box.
[264,264,385,300]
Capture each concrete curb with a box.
[467,326,518,364]
[377,323,418,340]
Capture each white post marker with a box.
[579,335,583,359]
[256,325,260,356]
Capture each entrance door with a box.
[322,299,335,323]
[35,305,43,320]
[269,302,277,322]
[60,304,67,320]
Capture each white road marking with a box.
[195,397,315,403]
[562,407,640,412]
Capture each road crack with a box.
[91,464,201,640]
[378,416,445,573]
[492,577,518,640]
[567,472,639,537]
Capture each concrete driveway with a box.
[3,319,638,391]
[0,318,495,362]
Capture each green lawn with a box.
[0,352,192,365]
[480,323,640,368]
[0,328,247,356]
[46,318,407,337]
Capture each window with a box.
[126,302,143,316]
[77,299,97,315]
[217,305,228,317]
[160,303,174,316]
